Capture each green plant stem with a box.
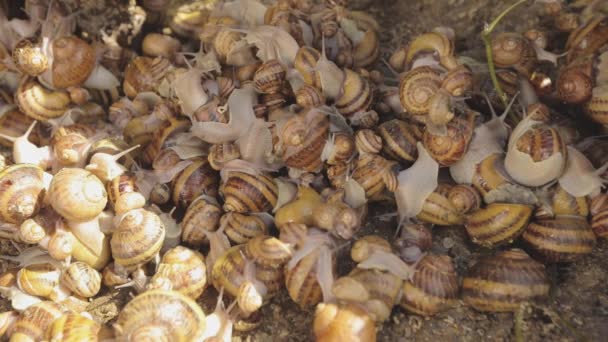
[482,0,530,107]
[514,304,525,342]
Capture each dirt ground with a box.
[2,0,608,341]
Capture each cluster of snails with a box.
[0,0,606,341]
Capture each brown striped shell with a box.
[114,290,207,341]
[16,263,61,299]
[395,224,433,264]
[355,129,382,154]
[465,203,533,248]
[110,208,165,269]
[45,312,111,342]
[551,185,589,217]
[48,168,108,222]
[491,33,537,76]
[60,261,101,298]
[399,66,441,116]
[400,254,459,316]
[181,196,222,246]
[12,38,48,76]
[417,191,464,226]
[472,153,514,198]
[222,212,269,245]
[0,164,45,224]
[0,107,35,148]
[376,119,423,163]
[221,172,278,213]
[253,59,286,94]
[172,158,219,208]
[565,16,608,62]
[15,77,71,121]
[586,85,608,125]
[324,132,356,165]
[591,194,608,238]
[142,116,190,165]
[441,64,474,96]
[556,61,593,104]
[522,216,596,263]
[282,109,329,172]
[51,36,96,89]
[123,56,173,98]
[296,84,326,108]
[294,46,322,89]
[406,30,458,70]
[448,184,482,214]
[147,246,207,299]
[353,29,380,68]
[462,249,549,312]
[285,242,335,308]
[334,69,373,118]
[423,112,475,166]
[208,143,240,171]
[106,172,145,215]
[313,302,377,342]
[351,153,397,200]
[10,301,65,342]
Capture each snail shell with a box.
[565,16,608,62]
[222,171,278,213]
[274,186,322,229]
[0,107,36,148]
[222,212,269,245]
[51,124,96,168]
[441,64,474,96]
[491,33,537,76]
[16,77,71,121]
[16,263,62,299]
[313,302,376,342]
[12,38,48,76]
[354,129,382,154]
[448,184,481,214]
[208,143,241,171]
[551,185,589,217]
[294,46,322,89]
[181,196,222,246]
[123,56,172,98]
[142,116,190,166]
[395,223,433,264]
[285,241,335,308]
[465,203,533,248]
[46,312,112,342]
[586,85,608,125]
[399,66,441,116]
[522,216,596,263]
[417,190,464,226]
[406,30,458,70]
[253,59,286,94]
[335,69,373,118]
[115,290,207,341]
[48,168,108,222]
[111,208,166,269]
[172,158,219,208]
[323,132,356,165]
[106,172,146,215]
[400,254,459,316]
[376,119,423,163]
[350,235,392,263]
[556,58,593,104]
[353,29,380,68]
[142,33,182,62]
[0,164,45,224]
[245,235,293,294]
[312,202,360,240]
[591,194,608,238]
[471,153,512,198]
[351,153,398,200]
[282,109,330,172]
[423,111,475,166]
[50,36,96,89]
[147,246,207,299]
[10,301,65,341]
[60,261,101,298]
[462,249,549,312]
[295,85,326,108]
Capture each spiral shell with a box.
[172,158,219,208]
[400,254,459,316]
[462,249,549,312]
[324,132,356,165]
[16,263,61,299]
[394,223,433,264]
[48,168,108,222]
[115,290,207,341]
[448,184,481,214]
[10,301,65,342]
[376,119,422,163]
[354,29,380,68]
[313,302,376,342]
[556,63,593,104]
[312,202,360,240]
[111,208,165,269]
[423,112,475,166]
[253,59,286,94]
[491,33,537,75]
[351,153,397,200]
[51,124,96,167]
[45,312,111,342]
[282,109,330,172]
[141,118,190,166]
[12,38,48,76]
[591,194,608,238]
[354,129,382,154]
[350,235,392,263]
[296,85,326,108]
[417,191,465,226]
[399,66,441,116]
[294,46,322,89]
[0,107,36,148]
[586,85,608,125]
[123,56,173,98]
[51,36,96,89]
[147,246,207,299]
[222,212,269,245]
[285,243,335,308]
[0,164,45,224]
[142,33,182,62]
[335,69,373,118]
[16,77,71,121]
[222,172,278,213]
[465,203,533,248]
[106,172,145,215]
[207,143,239,172]
[60,261,101,298]
[181,196,222,246]
[522,216,596,263]
[441,64,474,96]
[471,153,512,198]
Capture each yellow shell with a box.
[294,46,322,89]
[253,59,286,94]
[123,56,172,98]
[106,172,145,214]
[399,66,441,116]
[551,185,589,217]
[274,186,323,229]
[172,158,220,208]
[46,312,112,342]
[353,29,380,68]
[222,172,278,213]
[60,261,101,298]
[222,212,269,245]
[48,168,108,222]
[12,38,48,76]
[313,302,376,342]
[15,77,71,121]
[147,246,207,299]
[51,36,96,89]
[465,203,533,248]
[491,33,537,75]
[10,301,65,341]
[406,31,457,70]
[586,85,608,125]
[110,208,165,269]
[0,164,45,224]
[17,263,61,299]
[417,191,464,226]
[376,119,423,163]
[115,290,207,341]
[335,69,373,118]
[462,249,549,312]
[351,235,392,263]
[181,196,222,246]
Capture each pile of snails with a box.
[0,0,606,341]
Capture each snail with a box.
[181,195,222,246]
[0,120,52,169]
[105,172,146,216]
[394,223,433,264]
[405,29,458,70]
[558,146,608,198]
[0,107,36,148]
[60,261,102,298]
[354,129,382,154]
[274,185,323,228]
[334,69,373,119]
[172,158,220,208]
[399,66,441,117]
[50,124,98,169]
[46,312,113,341]
[221,171,279,213]
[351,152,398,201]
[463,249,549,312]
[85,144,140,184]
[465,203,533,248]
[9,301,65,341]
[591,194,608,238]
[376,119,423,163]
[312,202,361,240]
[491,32,537,76]
[447,184,482,214]
[313,302,377,342]
[47,168,108,222]
[123,56,173,98]
[146,246,207,299]
[142,33,182,63]
[281,108,330,172]
[222,212,269,245]
[0,164,46,224]
[422,110,475,166]
[253,59,287,94]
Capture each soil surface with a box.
[2,1,608,341]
